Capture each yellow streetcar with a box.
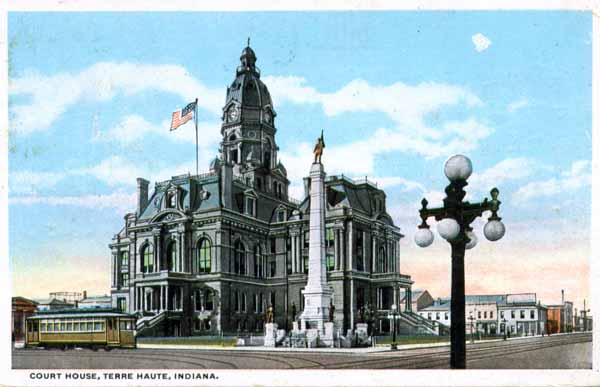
[25,308,137,349]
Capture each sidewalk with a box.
[137,332,588,353]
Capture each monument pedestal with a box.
[264,323,278,347]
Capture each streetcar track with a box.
[14,350,238,369]
[310,335,591,369]
[13,334,591,369]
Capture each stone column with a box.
[390,240,393,273]
[179,231,185,272]
[371,234,377,273]
[297,233,302,274]
[291,233,297,274]
[334,228,339,271]
[214,227,223,273]
[165,285,169,311]
[340,224,346,271]
[347,222,353,272]
[156,234,161,272]
[111,253,116,288]
[396,240,401,274]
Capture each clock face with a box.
[228,105,240,122]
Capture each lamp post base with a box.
[390,343,398,351]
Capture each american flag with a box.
[170,101,197,131]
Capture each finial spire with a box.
[247,37,250,47]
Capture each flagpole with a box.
[194,98,199,176]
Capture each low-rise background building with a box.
[12,297,38,342]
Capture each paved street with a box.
[12,332,591,369]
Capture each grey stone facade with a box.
[109,45,413,336]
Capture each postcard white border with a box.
[0,1,598,387]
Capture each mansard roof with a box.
[138,173,220,220]
[298,174,396,226]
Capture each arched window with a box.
[234,241,246,275]
[254,245,263,278]
[141,244,154,273]
[197,239,212,274]
[167,240,177,272]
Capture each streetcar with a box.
[24,308,137,349]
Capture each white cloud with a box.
[265,75,491,164]
[9,170,66,194]
[468,157,539,193]
[472,33,492,52]
[94,114,222,146]
[279,118,492,189]
[507,97,529,113]
[9,62,223,135]
[10,150,217,196]
[265,76,482,132]
[369,176,426,192]
[9,191,137,213]
[512,160,591,204]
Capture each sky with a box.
[7,11,592,310]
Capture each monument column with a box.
[300,161,333,331]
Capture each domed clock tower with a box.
[220,43,289,199]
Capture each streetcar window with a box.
[66,321,73,331]
[87,322,93,331]
[41,323,46,332]
[94,322,102,331]
[60,322,66,332]
[74,322,80,331]
[33,323,38,332]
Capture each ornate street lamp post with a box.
[388,304,400,350]
[502,318,507,340]
[414,155,506,369]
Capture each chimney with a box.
[83,290,87,300]
[137,178,149,214]
[561,289,564,305]
[303,177,311,199]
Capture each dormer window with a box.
[167,193,176,208]
[245,196,256,216]
[277,209,286,223]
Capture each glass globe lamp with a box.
[484,219,505,241]
[444,154,473,182]
[438,218,460,241]
[415,228,434,248]
[465,231,478,250]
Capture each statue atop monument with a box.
[313,130,325,164]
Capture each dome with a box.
[225,45,273,110]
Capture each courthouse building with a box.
[109,45,416,336]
